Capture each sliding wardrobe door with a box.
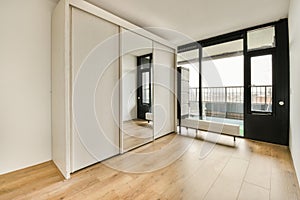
[71,7,119,172]
[120,28,154,152]
[153,42,176,138]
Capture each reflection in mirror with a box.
[121,31,153,152]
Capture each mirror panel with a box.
[121,28,154,152]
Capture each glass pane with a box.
[202,39,243,58]
[142,72,150,104]
[247,26,275,51]
[202,39,244,116]
[177,49,200,119]
[201,39,244,136]
[250,55,272,112]
[177,49,198,63]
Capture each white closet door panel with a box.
[153,42,175,139]
[71,8,119,172]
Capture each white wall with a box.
[0,0,57,174]
[288,0,300,184]
[122,54,137,121]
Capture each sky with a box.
[182,55,272,88]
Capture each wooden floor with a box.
[123,119,153,151]
[1,130,300,200]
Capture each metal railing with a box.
[187,85,272,119]
[189,85,272,103]
[250,85,272,104]
[201,86,244,103]
[250,85,272,112]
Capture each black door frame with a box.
[244,48,277,143]
[137,54,152,120]
[243,20,290,145]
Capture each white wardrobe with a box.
[52,0,176,179]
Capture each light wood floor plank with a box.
[0,133,299,200]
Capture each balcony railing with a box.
[187,85,272,119]
[251,85,272,112]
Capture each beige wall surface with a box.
[0,0,58,174]
[289,0,300,185]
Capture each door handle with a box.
[278,101,284,106]
[138,97,141,100]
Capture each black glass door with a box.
[244,21,289,145]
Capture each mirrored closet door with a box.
[121,28,154,152]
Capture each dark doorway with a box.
[137,54,152,120]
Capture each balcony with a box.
[186,85,272,136]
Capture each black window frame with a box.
[177,18,289,120]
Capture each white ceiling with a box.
[86,0,290,46]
